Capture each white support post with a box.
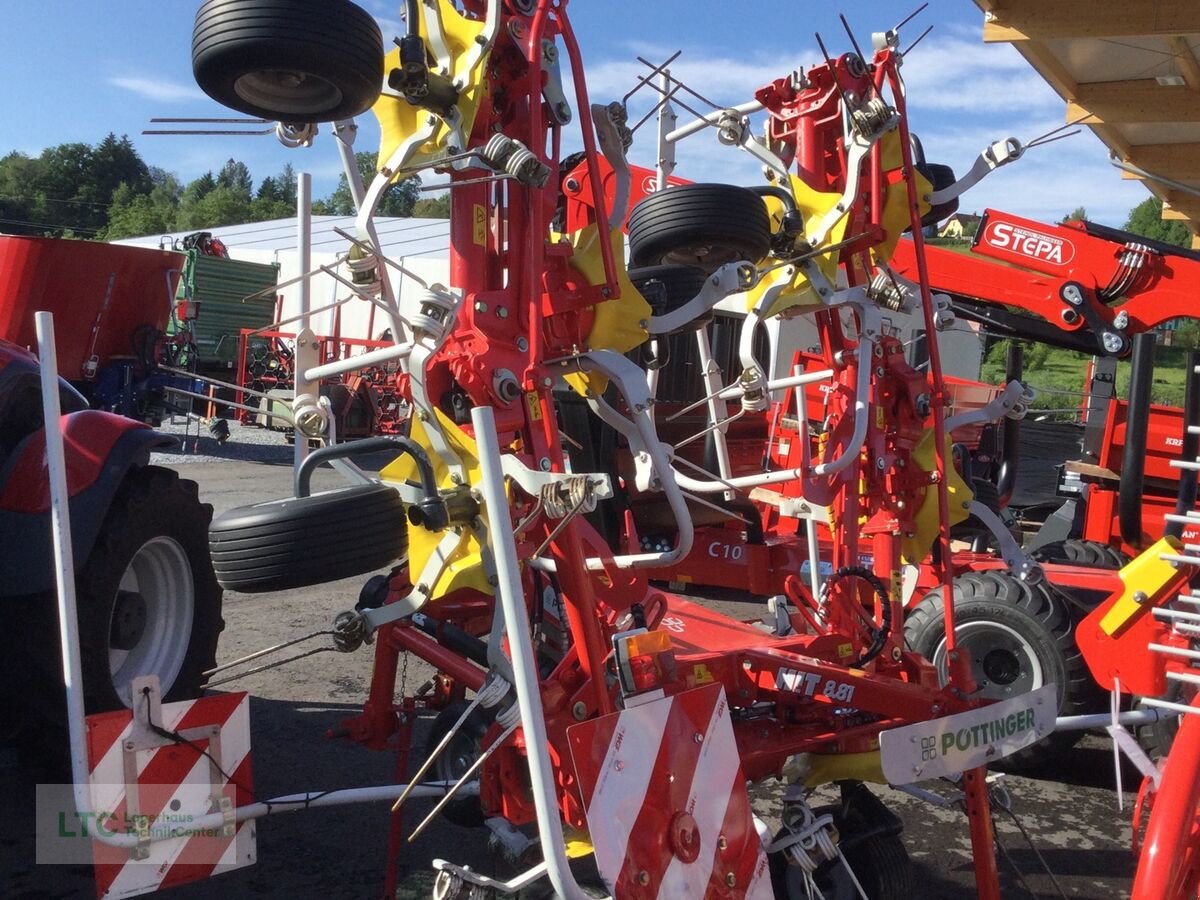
[470,406,597,900]
[294,172,315,470]
[34,312,93,823]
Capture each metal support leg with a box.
[962,767,999,900]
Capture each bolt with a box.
[638,871,650,886]
[542,377,553,387]
[517,337,529,352]
[876,457,887,470]
[497,306,509,319]
[474,300,488,313]
[125,740,136,751]
[572,701,587,720]
[725,873,737,887]
[694,732,704,743]
[540,457,552,471]
[1133,590,1149,604]
[718,835,728,850]
[564,177,580,192]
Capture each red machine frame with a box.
[324,3,1013,895]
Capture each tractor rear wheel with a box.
[78,467,224,710]
[192,0,384,122]
[905,571,1090,767]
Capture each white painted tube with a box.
[304,341,414,382]
[294,173,313,470]
[470,406,597,900]
[35,311,94,836]
[1053,709,1166,733]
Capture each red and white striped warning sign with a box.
[85,691,255,899]
[568,684,771,898]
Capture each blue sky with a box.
[0,0,1150,229]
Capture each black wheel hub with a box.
[110,590,148,652]
[982,648,1021,686]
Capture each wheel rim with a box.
[108,537,195,707]
[233,69,343,116]
[931,621,1043,699]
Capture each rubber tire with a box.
[209,482,407,593]
[628,264,711,333]
[424,702,494,828]
[917,162,958,227]
[769,824,912,899]
[904,571,1090,767]
[969,477,1002,515]
[628,184,771,273]
[1031,539,1130,570]
[1137,681,1193,760]
[192,0,384,122]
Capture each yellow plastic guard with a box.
[560,224,651,396]
[901,430,971,564]
[873,130,932,263]
[379,411,493,599]
[747,174,846,318]
[1099,535,1184,637]
[799,750,887,788]
[372,0,491,178]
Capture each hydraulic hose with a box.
[1119,333,1155,549]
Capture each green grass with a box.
[980,339,1192,418]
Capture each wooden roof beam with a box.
[1169,36,1200,92]
[1066,79,1200,124]
[983,1,1200,42]
[1162,191,1200,222]
[1120,143,1200,180]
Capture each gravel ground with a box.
[4,424,1129,899]
[148,417,297,466]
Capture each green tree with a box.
[0,151,47,234]
[176,184,251,230]
[102,169,182,239]
[1061,206,1088,224]
[1124,196,1193,247]
[316,151,421,216]
[412,193,451,218]
[215,158,253,200]
[251,164,299,221]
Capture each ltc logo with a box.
[983,220,1075,266]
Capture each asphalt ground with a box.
[3,427,1143,899]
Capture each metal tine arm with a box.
[1140,697,1200,718]
[1153,607,1200,624]
[407,718,521,842]
[393,674,511,812]
[1150,643,1200,661]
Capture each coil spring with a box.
[275,121,317,148]
[778,802,840,874]
[540,475,597,519]
[346,244,381,291]
[716,110,745,146]
[851,97,897,137]
[481,133,550,188]
[868,270,906,311]
[406,287,456,339]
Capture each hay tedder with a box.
[36,1,1150,898]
